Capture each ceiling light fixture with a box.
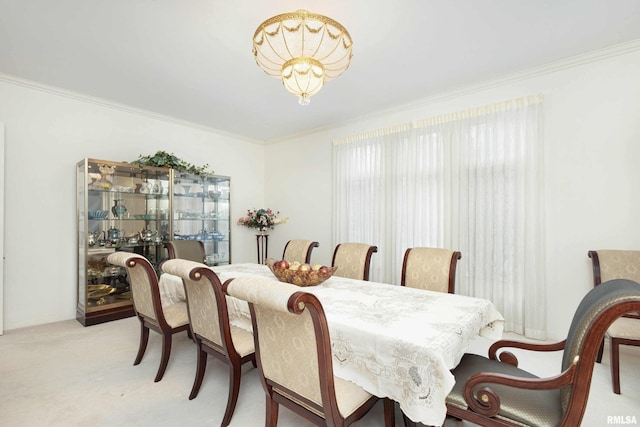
[252,9,353,106]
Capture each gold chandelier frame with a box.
[253,9,353,105]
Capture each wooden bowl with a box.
[268,264,337,287]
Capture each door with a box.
[0,123,5,334]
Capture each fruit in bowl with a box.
[267,259,336,287]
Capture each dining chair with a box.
[106,252,189,382]
[438,279,640,427]
[331,242,378,281]
[161,259,255,427]
[282,239,319,264]
[588,249,640,394]
[400,247,461,293]
[164,240,207,263]
[223,276,395,427]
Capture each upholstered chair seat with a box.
[447,354,562,427]
[333,377,377,418]
[227,327,255,356]
[160,302,189,327]
[607,316,638,339]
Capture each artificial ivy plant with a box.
[130,150,214,177]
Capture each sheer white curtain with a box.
[333,95,546,338]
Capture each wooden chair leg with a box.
[383,398,395,427]
[611,337,621,394]
[265,390,279,427]
[188,346,208,400]
[402,411,418,427]
[221,361,242,427]
[134,320,149,366]
[154,333,172,382]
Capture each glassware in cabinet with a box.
[77,158,172,326]
[172,173,231,266]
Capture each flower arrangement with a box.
[237,208,288,232]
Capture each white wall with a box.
[0,78,265,330]
[265,47,640,340]
[3,45,639,338]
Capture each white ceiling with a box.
[2,0,640,143]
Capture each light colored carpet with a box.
[0,317,638,426]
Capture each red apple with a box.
[275,260,289,270]
[318,266,331,277]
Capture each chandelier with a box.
[253,9,353,106]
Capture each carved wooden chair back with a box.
[282,239,319,264]
[164,240,206,263]
[331,242,378,281]
[401,247,461,293]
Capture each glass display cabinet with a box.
[172,173,231,266]
[77,158,172,326]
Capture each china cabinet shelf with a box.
[77,158,231,326]
[172,172,231,267]
[77,158,172,326]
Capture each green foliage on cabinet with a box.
[129,150,214,177]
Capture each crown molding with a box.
[272,38,640,144]
[3,38,640,146]
[411,38,640,105]
[0,72,263,145]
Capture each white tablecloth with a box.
[158,263,504,426]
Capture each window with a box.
[333,95,546,337]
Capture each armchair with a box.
[442,279,640,427]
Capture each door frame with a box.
[0,123,5,334]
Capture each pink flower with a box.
[237,208,286,231]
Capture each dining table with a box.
[158,263,504,426]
